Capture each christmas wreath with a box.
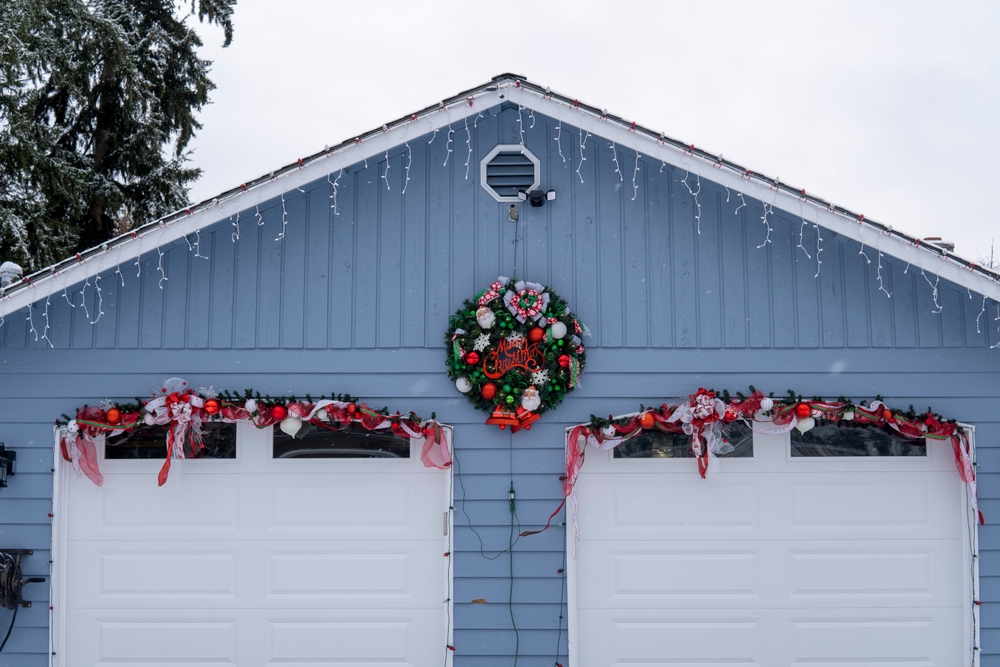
[445,277,588,430]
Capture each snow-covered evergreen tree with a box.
[0,0,234,270]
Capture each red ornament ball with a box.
[347,402,357,415]
[794,402,812,419]
[481,382,498,400]
[270,404,288,421]
[558,354,571,368]
[882,408,893,421]
[465,351,480,365]
[528,327,545,343]
[722,407,738,423]
[638,411,655,430]
[105,407,121,425]
[203,398,220,415]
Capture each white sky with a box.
[187,0,1000,264]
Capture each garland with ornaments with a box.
[446,277,588,431]
[560,388,981,533]
[57,378,452,487]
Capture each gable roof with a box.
[2,73,998,319]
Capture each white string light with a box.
[921,269,943,313]
[90,269,104,324]
[276,193,289,241]
[194,228,208,259]
[61,279,75,309]
[463,115,472,180]
[631,151,641,202]
[576,129,590,184]
[723,184,731,203]
[133,234,143,277]
[681,168,702,233]
[381,148,391,191]
[555,119,565,163]
[27,300,38,342]
[992,304,1000,349]
[443,125,454,167]
[79,276,91,322]
[797,202,812,260]
[402,142,412,195]
[156,246,168,288]
[735,192,747,216]
[517,104,525,145]
[255,204,264,226]
[976,294,986,334]
[328,170,342,214]
[231,212,240,243]
[813,224,823,278]
[609,142,623,182]
[39,292,52,348]
[528,108,536,130]
[427,128,438,145]
[876,250,891,298]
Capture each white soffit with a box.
[2,76,998,320]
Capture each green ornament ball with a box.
[505,395,515,405]
[502,384,511,393]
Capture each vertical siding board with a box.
[671,167,698,348]
[645,164,673,347]
[452,133,476,310]
[4,303,27,348]
[966,291,990,348]
[472,113,501,287]
[548,117,576,302]
[115,256,142,349]
[93,267,118,348]
[719,188,746,348]
[940,284,966,347]
[44,292,71,349]
[622,153,648,348]
[233,208,261,349]
[279,194,307,349]
[842,239,870,347]
[745,202,771,347]
[427,129,453,344]
[499,109,520,286]
[695,184,722,348]
[989,299,1000,349]
[210,227,235,348]
[71,285,94,349]
[769,214,796,348]
[793,223,821,348]
[818,236,846,347]
[867,253,894,347]
[523,116,551,285]
[377,153,403,348]
[329,169,356,348]
[915,270,943,348]
[257,204,283,349]
[354,167,379,348]
[402,142,428,348]
[597,140,624,347]
[571,131,599,345]
[139,255,163,349]
[186,232,213,348]
[304,187,331,349]
[891,263,917,348]
[163,245,189,349]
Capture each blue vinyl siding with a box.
[1,104,999,666]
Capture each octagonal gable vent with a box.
[481,145,540,202]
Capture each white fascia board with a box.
[504,85,1000,304]
[0,90,507,318]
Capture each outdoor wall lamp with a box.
[0,443,16,488]
[517,189,556,207]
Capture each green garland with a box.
[445,277,587,416]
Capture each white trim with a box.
[564,491,578,667]
[479,143,540,202]
[49,426,68,667]
[4,78,998,320]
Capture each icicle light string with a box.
[156,246,168,288]
[463,115,472,180]
[443,124,454,167]
[609,142,623,182]
[877,251,891,298]
[528,108,536,130]
[275,193,289,241]
[681,168,702,233]
[402,143,412,195]
[576,129,590,184]
[922,269,943,313]
[254,205,263,227]
[797,201,813,260]
[813,224,823,278]
[427,128,438,145]
[328,170,343,214]
[381,148,391,192]
[231,212,240,243]
[631,151,641,202]
[735,191,747,216]
[40,292,52,348]
[194,228,209,259]
[976,294,987,334]
[555,118,566,163]
[992,305,1000,349]
[517,104,525,145]
[27,299,37,342]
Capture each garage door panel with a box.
[577,608,962,667]
[579,540,961,609]
[66,540,444,609]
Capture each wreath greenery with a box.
[445,277,587,426]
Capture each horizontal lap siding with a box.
[1,106,999,665]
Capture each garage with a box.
[51,421,453,666]
[568,420,977,666]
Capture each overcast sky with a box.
[187,0,1000,264]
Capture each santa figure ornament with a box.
[521,385,541,412]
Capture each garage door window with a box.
[791,421,926,457]
[105,421,237,459]
[273,422,410,459]
[614,420,753,458]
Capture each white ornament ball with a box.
[279,416,303,438]
[456,377,473,393]
[550,321,568,339]
[795,417,816,434]
[841,410,855,421]
[143,412,156,426]
[759,397,774,412]
[601,424,617,439]
[244,398,257,413]
[476,307,495,329]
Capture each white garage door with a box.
[569,424,976,666]
[53,422,452,667]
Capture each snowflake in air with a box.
[531,369,550,386]
[473,333,491,352]
[506,331,525,347]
